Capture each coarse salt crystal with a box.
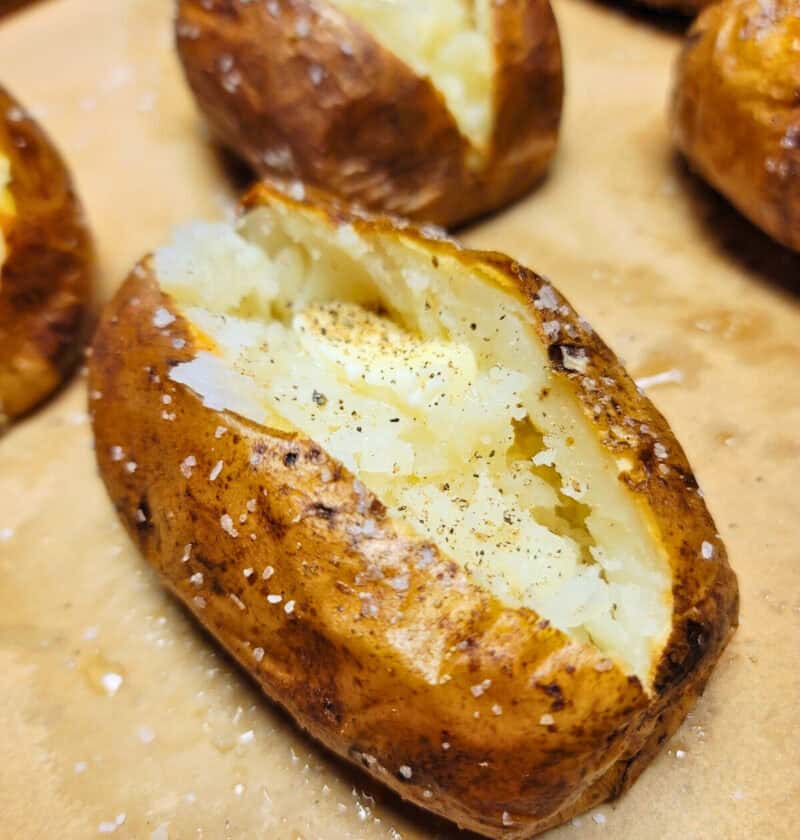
[246,498,257,512]
[101,672,123,696]
[592,812,606,825]
[561,346,589,374]
[230,593,246,611]
[386,575,409,592]
[470,679,491,698]
[238,729,254,744]
[284,599,295,614]
[398,765,412,779]
[253,647,264,662]
[675,749,686,759]
[189,572,203,586]
[214,425,227,438]
[125,461,137,473]
[492,704,503,716]
[267,594,282,604]
[209,459,224,481]
[654,442,668,460]
[110,446,124,461]
[539,714,555,726]
[193,595,207,609]
[243,567,254,578]
[308,64,324,85]
[534,285,559,311]
[152,307,175,328]
[161,394,172,405]
[220,514,238,537]
[180,455,197,478]
[262,566,274,580]
[701,541,715,560]
[502,812,514,827]
[543,320,560,339]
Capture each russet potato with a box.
[89,182,738,838]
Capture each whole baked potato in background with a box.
[0,83,93,423]
[89,182,738,838]
[175,0,563,228]
[671,0,800,252]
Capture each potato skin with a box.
[175,0,563,228]
[672,0,800,251]
[89,184,737,838]
[0,84,93,421]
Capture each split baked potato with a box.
[672,0,800,251]
[175,0,563,228]
[89,183,738,838]
[0,84,93,422]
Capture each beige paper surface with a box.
[0,1,798,837]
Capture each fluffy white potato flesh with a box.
[156,205,672,685]
[331,0,493,153]
[0,153,13,269]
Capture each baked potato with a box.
[88,182,738,838]
[0,83,93,422]
[174,0,563,228]
[671,0,800,251]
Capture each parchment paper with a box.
[0,1,797,837]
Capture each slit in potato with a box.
[155,200,672,685]
[332,0,494,153]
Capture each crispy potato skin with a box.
[89,184,737,838]
[0,84,93,421]
[175,0,563,228]
[672,0,800,251]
